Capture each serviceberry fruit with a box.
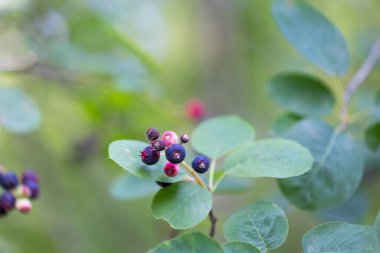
[151,140,166,151]
[140,146,160,165]
[191,155,210,174]
[155,181,172,188]
[0,207,6,216]
[0,171,19,190]
[164,162,180,177]
[186,98,205,121]
[0,192,16,210]
[161,131,179,147]
[15,198,32,213]
[24,181,40,199]
[21,170,39,184]
[165,144,186,164]
[180,134,190,144]
[146,128,160,142]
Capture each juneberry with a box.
[185,98,205,121]
[21,170,39,184]
[155,181,172,188]
[165,144,186,164]
[146,128,160,142]
[15,198,32,214]
[180,134,190,144]
[191,155,210,174]
[164,162,180,177]
[161,131,179,147]
[151,140,166,151]
[0,207,6,216]
[0,192,16,211]
[24,181,40,199]
[140,146,160,165]
[0,171,19,190]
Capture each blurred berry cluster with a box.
[0,167,40,216]
[140,128,210,178]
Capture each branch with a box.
[339,38,380,131]
[208,209,217,237]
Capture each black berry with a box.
[0,192,16,211]
[155,181,172,188]
[180,134,190,144]
[146,128,160,142]
[151,140,166,151]
[191,155,210,174]
[165,144,186,164]
[0,172,19,190]
[140,146,160,165]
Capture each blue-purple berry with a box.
[0,172,19,190]
[140,146,160,165]
[21,170,39,184]
[151,140,166,151]
[24,181,40,199]
[0,192,16,211]
[191,155,210,174]
[146,128,160,142]
[165,144,186,164]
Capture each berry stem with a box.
[180,162,207,189]
[211,171,227,192]
[208,160,216,189]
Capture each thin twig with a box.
[339,38,380,131]
[208,210,218,237]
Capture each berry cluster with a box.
[140,128,210,178]
[0,168,40,216]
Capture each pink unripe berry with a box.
[161,131,179,147]
[186,99,205,121]
[164,162,180,177]
[16,185,32,198]
[15,198,32,213]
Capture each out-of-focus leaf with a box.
[272,0,349,75]
[151,182,212,229]
[365,122,380,150]
[0,87,41,133]
[109,174,159,200]
[278,119,364,210]
[271,113,302,137]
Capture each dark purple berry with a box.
[24,181,40,199]
[165,144,186,164]
[0,192,16,210]
[155,181,172,188]
[140,146,160,165]
[191,155,210,174]
[180,134,190,144]
[0,207,7,216]
[151,140,166,151]
[164,162,180,177]
[146,128,160,142]
[21,170,39,184]
[0,172,19,190]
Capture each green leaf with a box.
[268,74,335,116]
[222,242,260,253]
[302,222,379,253]
[223,202,289,253]
[278,119,365,210]
[108,140,185,183]
[192,115,255,160]
[151,182,212,229]
[271,113,302,137]
[272,0,349,75]
[109,174,159,200]
[0,87,41,133]
[375,210,380,246]
[365,122,380,150]
[148,232,223,253]
[224,138,313,178]
[214,177,252,195]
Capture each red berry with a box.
[164,162,180,177]
[186,99,205,121]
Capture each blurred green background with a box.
[0,0,379,252]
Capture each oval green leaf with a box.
[148,232,223,253]
[278,119,365,210]
[222,242,260,253]
[223,202,289,253]
[271,113,302,137]
[302,222,379,253]
[151,182,212,229]
[365,122,380,150]
[224,138,313,178]
[214,177,252,195]
[192,115,255,160]
[108,140,185,183]
[272,0,349,75]
[109,174,159,200]
[0,87,41,133]
[268,74,335,116]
